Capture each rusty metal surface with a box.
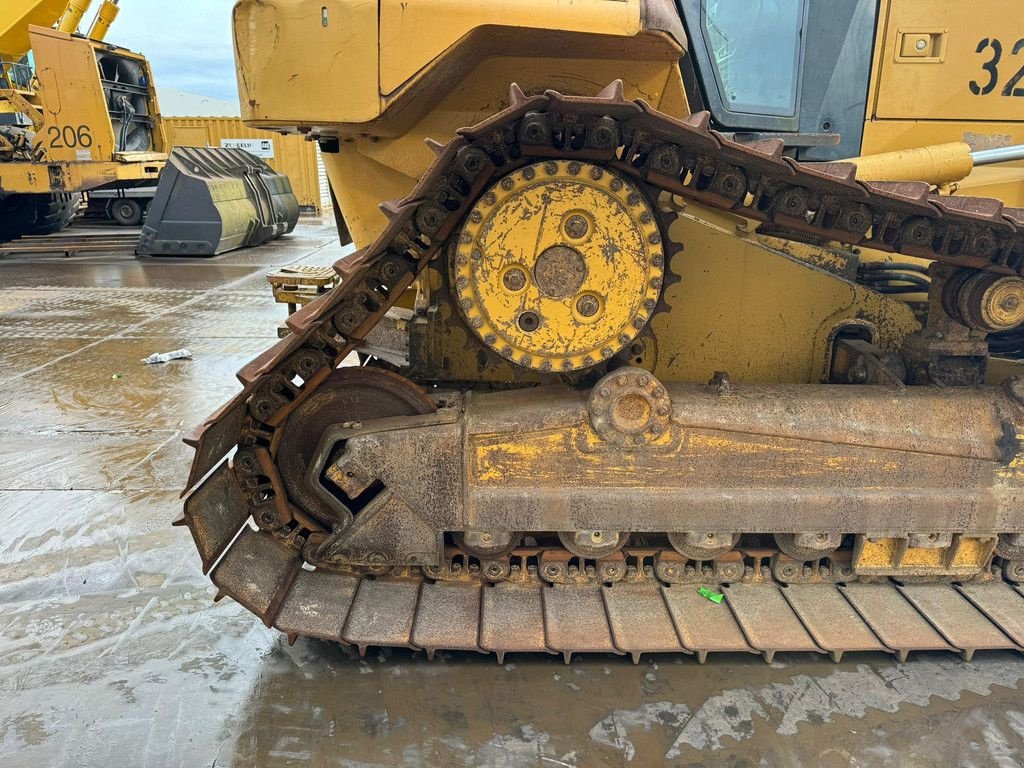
[898,583,1018,659]
[543,585,620,661]
[180,458,250,573]
[479,581,550,660]
[410,580,482,655]
[273,568,359,641]
[958,581,1024,647]
[661,585,756,663]
[341,577,421,654]
[210,527,301,623]
[723,584,822,662]
[342,379,1024,538]
[602,582,686,662]
[782,584,889,662]
[842,583,957,660]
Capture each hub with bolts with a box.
[451,160,664,372]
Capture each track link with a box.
[214,526,1024,664]
[180,81,1024,661]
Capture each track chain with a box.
[180,81,1024,660]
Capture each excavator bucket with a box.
[137,146,299,257]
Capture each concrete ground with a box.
[2,220,1024,768]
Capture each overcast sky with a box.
[107,0,240,103]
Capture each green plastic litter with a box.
[698,587,724,604]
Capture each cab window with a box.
[702,0,806,117]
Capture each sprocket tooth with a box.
[508,82,528,107]
[171,515,187,527]
[595,79,626,102]
[424,137,446,156]
[683,111,712,132]
[287,633,298,646]
[379,197,407,220]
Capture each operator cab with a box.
[678,0,877,161]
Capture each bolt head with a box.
[503,268,527,291]
[564,214,589,239]
[576,295,600,317]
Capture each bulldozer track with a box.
[181,82,1024,661]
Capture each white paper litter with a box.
[141,348,193,365]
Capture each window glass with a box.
[703,0,804,116]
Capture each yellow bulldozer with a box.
[181,0,1024,663]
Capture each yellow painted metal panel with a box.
[233,0,381,125]
[324,55,685,247]
[378,0,642,95]
[163,117,322,213]
[0,0,68,58]
[31,26,119,161]
[873,0,1024,122]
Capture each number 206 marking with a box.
[970,37,1024,96]
[47,125,94,149]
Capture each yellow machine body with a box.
[232,0,1024,386]
[0,25,167,195]
[174,0,1024,660]
[0,0,68,59]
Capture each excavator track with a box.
[179,82,1024,663]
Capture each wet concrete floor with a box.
[2,220,1024,767]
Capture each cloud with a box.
[104,0,239,103]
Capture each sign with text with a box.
[220,138,275,159]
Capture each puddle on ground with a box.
[2,222,1023,768]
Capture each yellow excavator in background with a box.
[181,0,1024,663]
[0,0,166,240]
[0,0,300,253]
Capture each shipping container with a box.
[162,117,323,214]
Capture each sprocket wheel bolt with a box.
[576,295,600,317]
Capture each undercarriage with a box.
[180,83,1024,663]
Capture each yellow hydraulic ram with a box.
[849,142,1024,186]
[86,0,118,41]
[57,0,92,34]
